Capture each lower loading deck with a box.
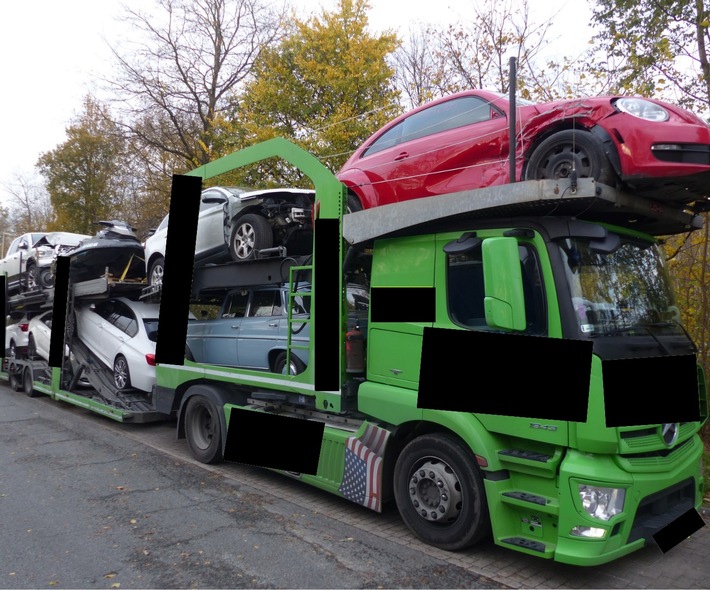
[1,346,167,423]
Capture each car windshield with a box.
[557,235,686,337]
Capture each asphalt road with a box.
[2,384,709,589]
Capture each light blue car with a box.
[186,283,369,374]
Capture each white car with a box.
[5,311,31,357]
[27,310,54,361]
[74,297,160,393]
[143,186,314,287]
[27,309,92,387]
[0,232,89,292]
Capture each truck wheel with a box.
[23,366,39,397]
[148,256,165,288]
[524,129,615,186]
[8,367,21,391]
[393,433,491,551]
[184,395,223,464]
[27,335,37,360]
[273,351,305,375]
[229,214,273,261]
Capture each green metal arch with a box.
[186,137,345,219]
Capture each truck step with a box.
[500,490,559,515]
[502,491,548,505]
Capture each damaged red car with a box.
[337,89,710,211]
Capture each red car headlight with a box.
[614,97,669,122]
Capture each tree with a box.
[591,0,710,414]
[36,96,131,235]
[589,0,710,114]
[392,0,564,108]
[107,0,285,170]
[217,0,401,185]
[0,175,53,240]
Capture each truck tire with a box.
[23,365,40,398]
[393,433,490,551]
[524,129,615,186]
[184,395,223,464]
[273,351,306,375]
[229,214,273,261]
[8,366,21,391]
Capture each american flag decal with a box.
[338,423,390,512]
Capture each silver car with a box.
[143,186,314,288]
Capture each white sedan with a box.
[74,297,160,393]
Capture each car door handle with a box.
[268,322,278,327]
[394,152,409,161]
[231,325,240,329]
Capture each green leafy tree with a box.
[217,0,401,185]
[36,96,131,235]
[590,0,710,113]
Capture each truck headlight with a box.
[578,485,626,521]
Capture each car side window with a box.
[362,123,404,157]
[222,291,249,318]
[6,238,19,256]
[362,96,498,158]
[248,290,278,317]
[446,241,546,335]
[108,301,138,338]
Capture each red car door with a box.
[357,96,508,204]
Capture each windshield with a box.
[557,235,685,337]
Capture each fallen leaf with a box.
[104,573,117,579]
[111,583,121,589]
[129,519,137,525]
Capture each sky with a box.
[0,0,592,204]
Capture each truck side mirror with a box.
[482,237,526,331]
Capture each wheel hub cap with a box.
[408,459,463,523]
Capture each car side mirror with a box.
[202,195,228,204]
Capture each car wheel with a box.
[25,264,38,291]
[346,193,363,213]
[393,433,491,551]
[184,395,223,464]
[113,354,131,390]
[148,256,165,288]
[229,214,273,261]
[38,267,54,289]
[27,334,37,360]
[273,351,306,375]
[524,129,616,186]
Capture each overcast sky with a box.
[0,0,591,204]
